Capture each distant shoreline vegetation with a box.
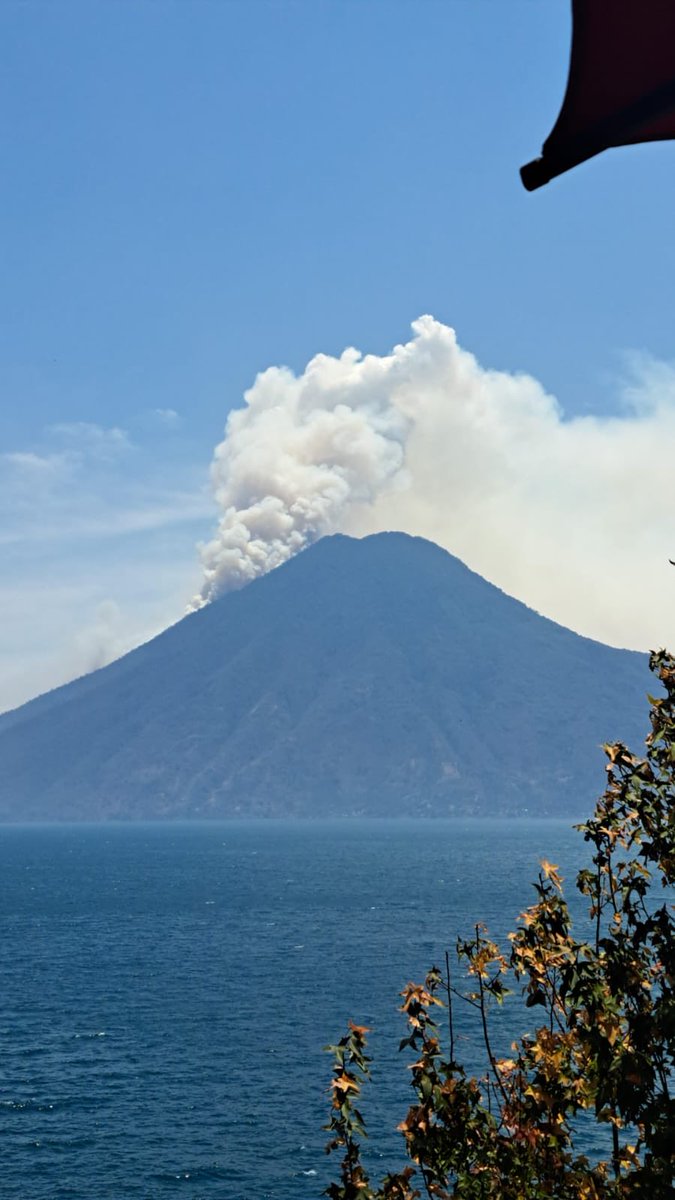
[0,813,601,827]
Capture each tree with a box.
[324,650,675,1199]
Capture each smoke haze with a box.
[196,317,675,651]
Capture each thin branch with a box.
[448,985,481,1012]
[474,929,509,1107]
[445,950,455,1064]
[612,1118,621,1183]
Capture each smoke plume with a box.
[72,600,129,674]
[192,340,413,605]
[195,316,675,651]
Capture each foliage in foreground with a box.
[324,650,675,1199]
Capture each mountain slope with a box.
[0,533,651,819]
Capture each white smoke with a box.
[192,344,412,605]
[195,316,675,651]
[72,600,129,674]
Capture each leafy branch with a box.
[324,650,675,1199]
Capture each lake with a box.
[0,818,597,1199]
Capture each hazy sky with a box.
[3,0,675,711]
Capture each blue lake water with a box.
[0,818,597,1199]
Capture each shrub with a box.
[324,650,675,1199]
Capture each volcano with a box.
[0,533,650,820]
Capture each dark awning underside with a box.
[521,0,675,190]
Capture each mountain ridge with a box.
[0,533,651,820]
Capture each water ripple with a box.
[0,818,584,1198]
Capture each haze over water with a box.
[1,818,598,1199]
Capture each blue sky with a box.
[2,1,675,710]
